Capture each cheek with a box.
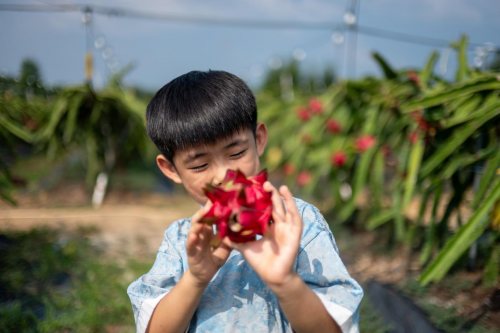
[237,151,260,177]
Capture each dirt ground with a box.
[0,184,199,258]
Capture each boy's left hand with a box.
[231,182,302,290]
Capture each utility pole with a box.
[343,0,361,79]
[82,6,93,88]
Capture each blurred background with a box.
[1,1,500,332]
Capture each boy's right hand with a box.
[186,201,232,288]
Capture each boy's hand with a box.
[186,201,232,288]
[231,182,302,290]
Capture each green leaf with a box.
[455,35,469,83]
[420,180,500,285]
[372,52,397,80]
[439,146,496,180]
[63,94,85,144]
[419,102,500,178]
[38,97,68,141]
[444,94,498,129]
[0,113,33,143]
[401,79,500,113]
[367,209,396,230]
[483,245,499,289]
[420,51,439,89]
[338,147,377,222]
[472,148,500,210]
[362,106,379,134]
[450,94,482,117]
[338,107,379,222]
[402,137,424,212]
[371,149,385,209]
[85,132,100,187]
[420,182,443,264]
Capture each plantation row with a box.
[259,36,500,286]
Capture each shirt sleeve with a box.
[296,204,364,333]
[127,223,187,333]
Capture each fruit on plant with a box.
[354,135,376,153]
[297,107,311,121]
[283,163,296,176]
[309,98,323,114]
[200,169,272,243]
[325,119,342,134]
[297,171,312,186]
[331,151,347,167]
[409,131,419,144]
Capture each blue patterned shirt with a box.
[127,197,363,332]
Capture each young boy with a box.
[127,70,363,333]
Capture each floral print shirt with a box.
[127,197,363,333]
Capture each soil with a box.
[0,183,199,258]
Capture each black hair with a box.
[146,70,257,165]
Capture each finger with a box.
[200,224,214,247]
[189,201,213,237]
[186,232,199,257]
[263,181,286,222]
[191,200,213,224]
[211,239,232,268]
[279,185,300,225]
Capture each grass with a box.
[0,227,150,332]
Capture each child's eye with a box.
[190,164,208,171]
[231,149,247,158]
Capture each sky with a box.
[1,0,499,91]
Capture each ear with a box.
[255,122,268,157]
[157,155,183,184]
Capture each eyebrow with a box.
[224,138,248,149]
[182,138,249,164]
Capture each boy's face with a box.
[157,122,268,206]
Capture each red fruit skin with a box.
[309,98,323,114]
[283,162,296,176]
[297,171,312,186]
[200,169,272,243]
[354,135,377,153]
[409,131,419,144]
[297,107,311,121]
[331,151,347,167]
[325,119,342,134]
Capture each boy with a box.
[127,70,363,333]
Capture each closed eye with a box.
[190,164,207,171]
[231,149,247,158]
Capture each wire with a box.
[0,3,497,52]
[356,25,485,49]
[0,4,340,30]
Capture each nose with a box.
[211,167,227,187]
